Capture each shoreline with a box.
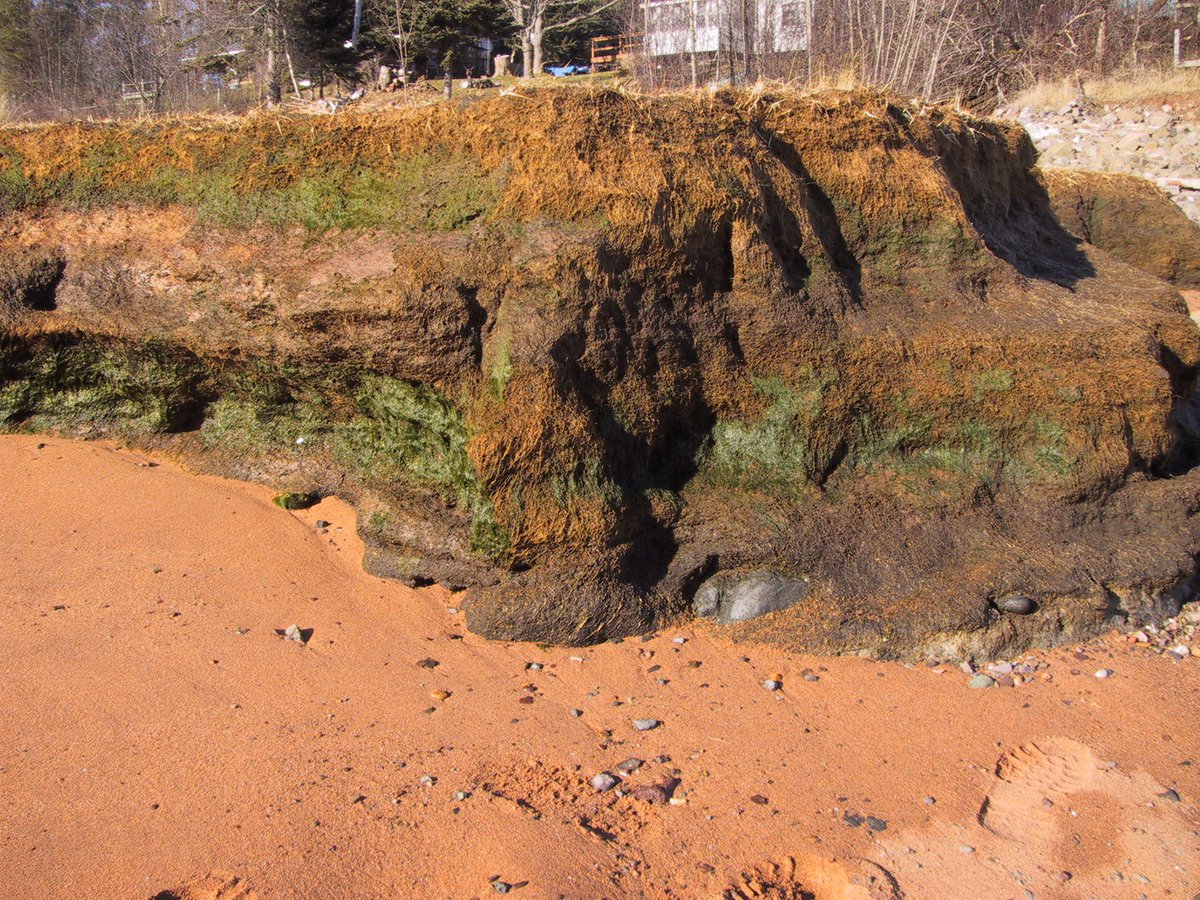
[0,433,1196,899]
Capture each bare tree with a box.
[501,0,622,76]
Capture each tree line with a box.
[0,0,623,119]
[0,0,1184,120]
[635,0,1180,105]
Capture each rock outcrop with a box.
[2,89,1199,659]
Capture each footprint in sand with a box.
[977,737,1102,845]
[723,855,901,900]
[151,871,257,900]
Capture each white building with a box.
[643,0,810,58]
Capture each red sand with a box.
[0,434,1196,899]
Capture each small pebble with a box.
[672,637,687,644]
[1095,669,1113,679]
[1160,788,1181,803]
[315,520,331,528]
[750,794,769,805]
[615,757,644,774]
[763,679,782,691]
[453,791,470,801]
[633,719,661,731]
[959,845,975,854]
[803,673,820,683]
[526,662,542,670]
[492,882,511,895]
[569,708,583,718]
[418,775,435,786]
[968,674,995,689]
[591,772,619,792]
[430,690,450,701]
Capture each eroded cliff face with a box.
[3,89,1199,659]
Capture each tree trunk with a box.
[265,4,282,106]
[521,33,533,77]
[531,15,545,77]
[689,0,698,88]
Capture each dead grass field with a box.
[1008,67,1200,110]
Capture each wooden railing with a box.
[591,34,642,70]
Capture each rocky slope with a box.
[1001,98,1200,222]
[2,89,1200,659]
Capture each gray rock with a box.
[993,593,1035,614]
[1116,132,1144,152]
[569,708,583,718]
[591,772,619,791]
[693,571,811,624]
[763,679,782,691]
[968,674,995,689]
[615,757,643,774]
[633,718,660,731]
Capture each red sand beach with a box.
[0,433,1196,899]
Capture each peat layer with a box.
[3,89,1200,660]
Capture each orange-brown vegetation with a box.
[2,88,1199,658]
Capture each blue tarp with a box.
[546,65,590,77]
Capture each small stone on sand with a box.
[591,772,618,792]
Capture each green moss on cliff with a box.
[0,134,504,234]
[701,369,836,493]
[334,376,509,557]
[0,339,207,434]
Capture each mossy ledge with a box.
[4,88,1200,660]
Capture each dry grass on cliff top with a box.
[0,87,995,242]
[1009,67,1200,111]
